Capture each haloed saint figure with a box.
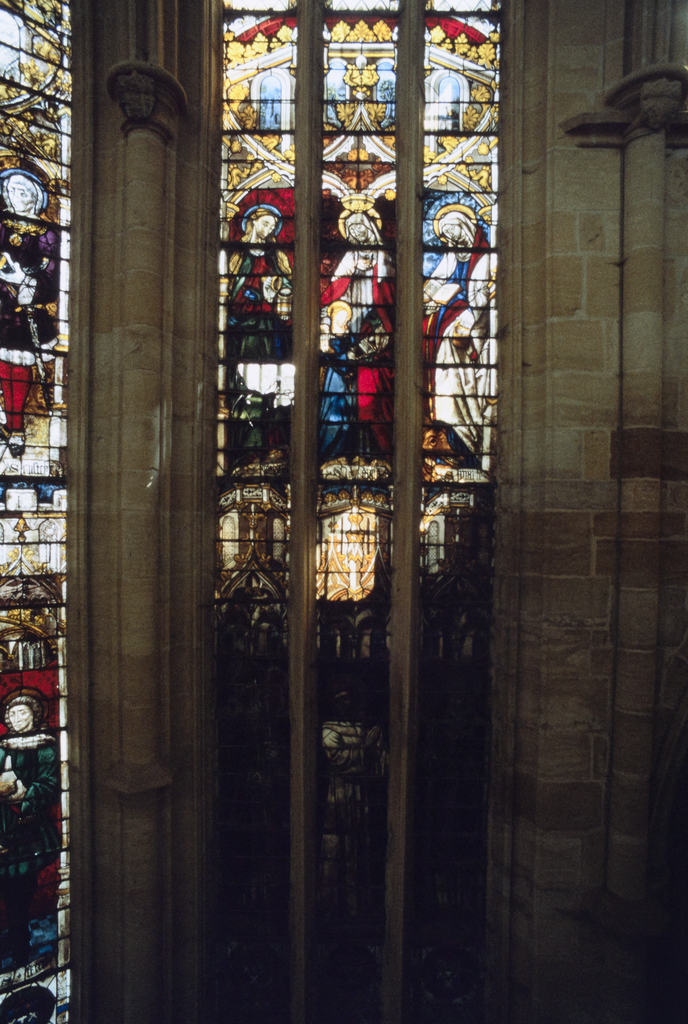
[0,169,59,458]
[423,202,492,462]
[227,204,293,450]
[320,202,395,458]
[228,205,292,362]
[0,693,59,966]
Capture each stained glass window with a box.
[217,0,498,1018]
[0,0,71,1019]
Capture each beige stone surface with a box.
[63,0,688,1020]
[69,1,219,1021]
[491,3,688,1021]
[550,319,608,372]
[584,429,611,479]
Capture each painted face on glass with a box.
[423,427,453,451]
[347,220,376,245]
[8,703,34,733]
[249,213,278,242]
[439,214,475,249]
[4,174,40,217]
[333,689,354,718]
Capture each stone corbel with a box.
[560,63,688,148]
[106,60,187,141]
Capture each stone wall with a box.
[66,0,688,1020]
[491,1,688,1021]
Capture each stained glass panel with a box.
[225,0,294,12]
[217,8,296,1020]
[316,12,397,1019]
[0,0,70,1018]
[429,0,498,11]
[414,9,498,1020]
[326,0,398,11]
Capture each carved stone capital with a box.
[604,64,688,138]
[561,64,688,148]
[114,69,156,121]
[106,60,187,140]
[639,77,683,130]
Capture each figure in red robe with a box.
[320,205,394,457]
[0,170,59,458]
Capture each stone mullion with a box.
[498,0,552,1017]
[290,0,323,1018]
[166,0,219,1018]
[383,0,424,1019]
[108,101,178,1024]
[487,0,528,1017]
[68,0,96,1018]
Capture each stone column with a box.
[547,64,688,1023]
[69,1,219,1021]
[384,0,424,1019]
[101,58,186,1023]
[290,0,322,1015]
[601,71,685,907]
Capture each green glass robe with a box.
[0,734,60,879]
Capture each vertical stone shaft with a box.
[290,0,323,1017]
[117,113,171,1018]
[383,0,424,1019]
[117,121,169,769]
[71,0,189,1009]
[608,122,665,902]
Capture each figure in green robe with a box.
[0,692,60,965]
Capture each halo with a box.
[433,202,477,239]
[0,167,49,212]
[327,299,353,320]
[241,203,283,237]
[338,193,382,239]
[0,985,56,1024]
